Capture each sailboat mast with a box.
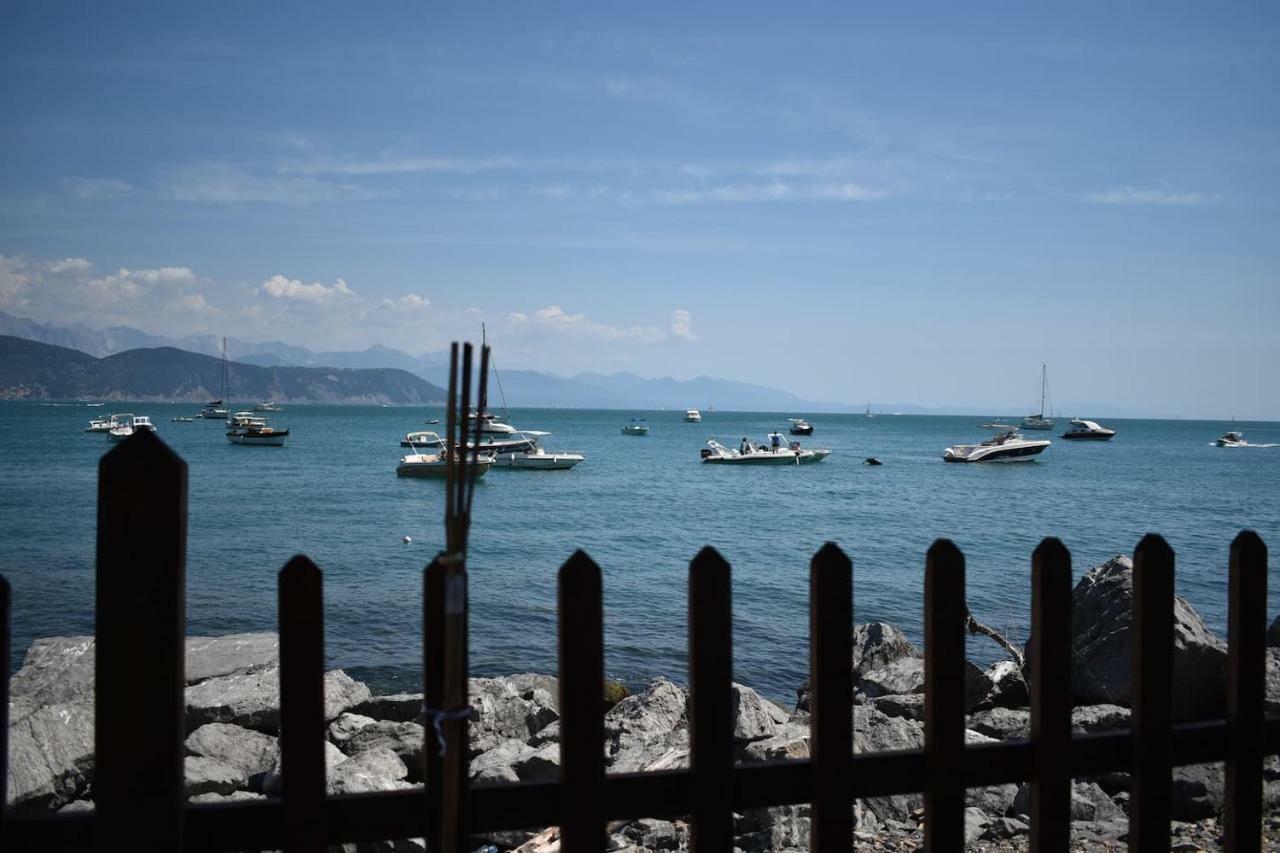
[482,322,510,418]
[1039,364,1046,417]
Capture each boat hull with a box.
[491,452,583,470]
[397,460,492,477]
[703,449,830,465]
[944,442,1049,462]
[789,427,814,436]
[227,431,288,446]
[621,427,649,435]
[1061,432,1114,441]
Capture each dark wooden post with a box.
[1226,530,1266,852]
[689,546,733,852]
[0,575,9,840]
[279,555,327,853]
[1130,534,1174,852]
[95,430,188,850]
[809,542,852,853]
[1029,538,1071,853]
[558,550,606,852]
[924,539,965,851]
[424,557,445,852]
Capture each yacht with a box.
[132,416,157,433]
[227,415,289,446]
[490,447,585,470]
[684,409,702,423]
[254,401,283,413]
[1061,419,1116,441]
[788,418,814,436]
[944,429,1050,463]
[980,420,1016,430]
[621,419,650,435]
[402,430,541,455]
[468,412,517,435]
[1021,365,1055,430]
[199,400,228,420]
[397,450,493,478]
[701,437,831,465]
[1216,431,1247,448]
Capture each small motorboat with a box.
[684,409,702,423]
[397,451,493,478]
[106,414,137,441]
[424,418,440,425]
[788,418,814,436]
[621,419,650,436]
[227,415,288,446]
[865,457,883,466]
[172,415,194,423]
[1216,431,1247,448]
[1061,419,1116,441]
[980,420,1016,430]
[402,431,445,448]
[944,429,1050,463]
[254,401,282,412]
[491,447,585,470]
[701,437,831,465]
[132,416,157,433]
[86,415,116,433]
[468,412,517,434]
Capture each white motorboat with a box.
[788,418,814,436]
[172,416,194,423]
[701,438,831,465]
[254,401,282,412]
[199,400,228,420]
[107,413,145,442]
[944,429,1050,463]
[402,430,543,455]
[1216,431,1246,448]
[468,412,517,434]
[227,415,289,446]
[1061,419,1116,441]
[1021,365,1055,430]
[490,447,585,470]
[86,414,116,432]
[980,420,1016,430]
[132,416,156,433]
[621,419,650,435]
[402,431,445,448]
[397,451,493,478]
[684,409,702,423]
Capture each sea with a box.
[2,402,1278,704]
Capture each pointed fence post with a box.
[924,539,965,851]
[1029,538,1071,853]
[424,557,445,852]
[1226,530,1266,851]
[559,550,606,853]
[809,543,853,853]
[689,547,733,853]
[95,430,187,850]
[1130,534,1174,852]
[279,555,327,853]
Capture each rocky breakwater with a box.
[8,552,1280,852]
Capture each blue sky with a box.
[1,3,1277,417]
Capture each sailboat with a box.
[1021,365,1055,430]
[199,339,230,419]
[864,402,875,419]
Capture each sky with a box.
[1,3,1277,418]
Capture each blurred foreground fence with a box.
[1,430,1276,851]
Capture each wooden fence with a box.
[1,430,1275,851]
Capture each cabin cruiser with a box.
[1061,419,1116,441]
[788,418,814,436]
[227,415,289,446]
[254,401,282,412]
[86,414,117,432]
[980,420,1016,431]
[684,409,702,423]
[490,447,585,470]
[171,415,194,423]
[944,429,1050,463]
[199,400,228,420]
[621,419,649,435]
[397,449,494,478]
[1216,431,1247,448]
[701,436,831,465]
[402,430,542,455]
[108,415,155,442]
[468,412,517,435]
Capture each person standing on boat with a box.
[770,432,782,449]
[740,437,750,455]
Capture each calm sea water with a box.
[2,402,1277,703]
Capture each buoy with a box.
[403,535,412,544]
[864,457,882,466]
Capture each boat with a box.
[401,430,542,455]
[684,409,702,423]
[980,420,1016,430]
[700,437,831,465]
[199,400,228,420]
[788,418,814,436]
[1216,431,1247,448]
[1021,365,1055,430]
[468,412,517,434]
[1061,419,1116,441]
[171,416,194,423]
[621,419,649,436]
[226,415,289,446]
[490,447,585,470]
[944,429,1050,463]
[254,401,282,412]
[107,414,142,442]
[86,414,116,433]
[402,430,445,448]
[864,402,875,419]
[397,450,494,478]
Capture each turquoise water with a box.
[2,402,1277,703]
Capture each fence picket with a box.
[809,542,852,853]
[1130,534,1175,852]
[690,546,733,852]
[424,557,446,852]
[1226,530,1267,852]
[94,431,188,850]
[559,550,606,852]
[924,539,965,851]
[1030,538,1071,852]
[279,555,327,852]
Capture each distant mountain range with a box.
[0,336,446,404]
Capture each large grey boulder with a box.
[351,693,423,723]
[604,679,688,772]
[982,659,1029,709]
[185,723,277,777]
[967,707,1030,741]
[183,633,280,683]
[329,712,378,749]
[344,721,426,782]
[469,738,536,784]
[184,668,370,733]
[854,707,925,823]
[1013,779,1123,822]
[6,701,96,812]
[327,747,412,796]
[512,742,560,783]
[1072,704,1131,733]
[468,676,559,756]
[736,803,810,852]
[872,693,924,721]
[184,756,244,797]
[730,683,789,742]
[1170,763,1225,820]
[1071,554,1228,721]
[857,657,925,699]
[796,622,919,711]
[190,790,266,804]
[741,719,810,762]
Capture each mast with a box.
[482,323,510,418]
[222,337,230,412]
[1039,364,1046,418]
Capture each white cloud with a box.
[164,163,375,205]
[260,274,355,303]
[281,154,519,176]
[654,181,886,204]
[507,304,668,343]
[1086,187,1220,206]
[671,308,696,341]
[61,177,133,200]
[379,293,431,311]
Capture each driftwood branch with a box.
[965,608,1025,669]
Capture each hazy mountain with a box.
[0,336,446,404]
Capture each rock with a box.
[967,707,1030,741]
[614,817,687,851]
[736,804,810,851]
[730,683,788,742]
[967,784,1018,817]
[1267,650,1280,714]
[529,720,559,747]
[797,622,919,711]
[470,739,537,784]
[1170,763,1224,820]
[345,721,425,767]
[184,668,370,733]
[351,693,424,723]
[604,679,688,770]
[469,676,559,756]
[189,790,266,804]
[857,657,925,699]
[184,633,280,683]
[1013,779,1123,822]
[1071,704,1131,733]
[58,799,95,812]
[512,742,561,783]
[854,707,924,824]
[741,720,810,762]
[990,815,1029,839]
[964,806,991,843]
[609,726,690,774]
[260,739,349,797]
[184,723,277,777]
[872,693,924,721]
[327,747,411,795]
[1071,554,1229,721]
[184,755,244,797]
[506,673,561,713]
[6,700,95,812]
[963,660,995,712]
[1268,614,1280,648]
[983,659,1029,709]
[329,713,378,749]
